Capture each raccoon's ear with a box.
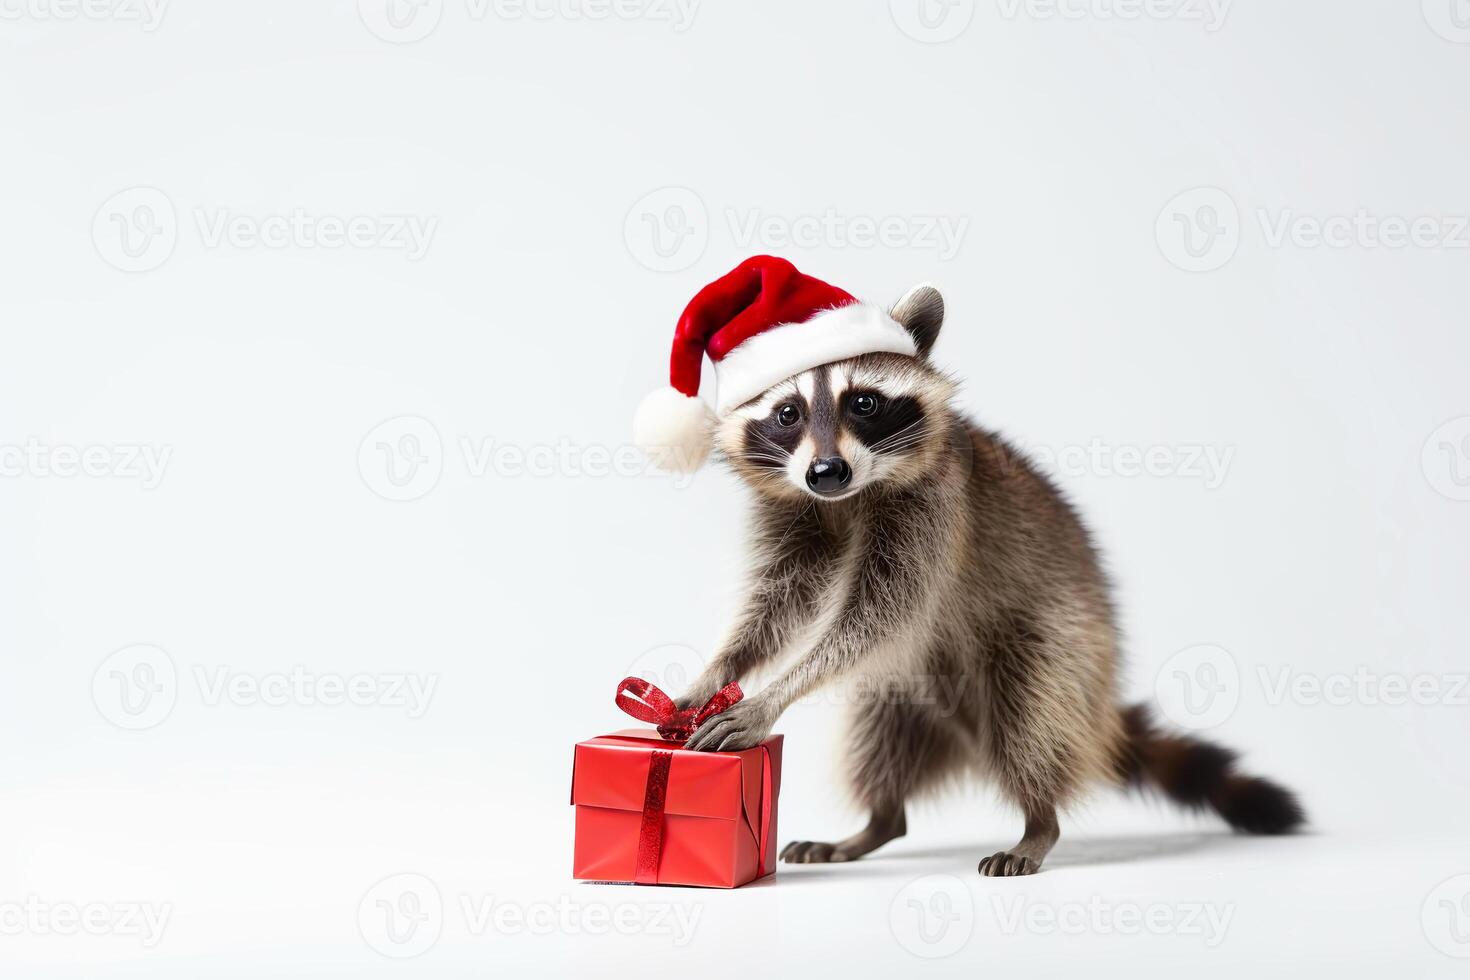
[890,283,944,358]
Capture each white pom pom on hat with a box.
[634,255,916,474]
[634,385,714,475]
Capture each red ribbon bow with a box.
[614,676,743,742]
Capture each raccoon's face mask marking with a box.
[715,354,953,502]
[713,283,952,501]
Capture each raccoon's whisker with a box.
[876,439,930,458]
[870,418,924,451]
[874,428,924,449]
[871,426,929,455]
[874,432,929,454]
[749,431,791,457]
[870,417,922,444]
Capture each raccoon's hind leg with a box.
[977,611,1118,877]
[782,690,962,864]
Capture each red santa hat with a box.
[634,255,918,473]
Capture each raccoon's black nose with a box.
[806,456,852,495]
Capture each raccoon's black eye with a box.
[851,393,881,418]
[776,403,800,427]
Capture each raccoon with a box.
[669,281,1305,876]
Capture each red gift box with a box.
[570,679,783,888]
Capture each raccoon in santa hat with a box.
[634,255,1303,875]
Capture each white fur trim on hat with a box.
[712,303,917,414]
[634,386,713,474]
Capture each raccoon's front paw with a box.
[683,695,778,752]
[978,851,1040,877]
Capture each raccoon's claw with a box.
[780,841,853,863]
[978,851,1040,877]
[683,696,778,752]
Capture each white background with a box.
[3,0,1469,975]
